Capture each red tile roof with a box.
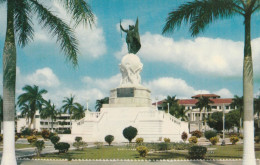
[154,98,233,106]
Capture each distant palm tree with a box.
[20,103,31,125]
[231,95,244,131]
[1,1,94,164]
[162,0,260,164]
[195,96,213,131]
[40,100,58,132]
[17,85,47,129]
[95,97,109,112]
[176,105,189,121]
[162,95,178,114]
[0,96,3,134]
[62,95,76,128]
[254,96,260,128]
[72,103,85,120]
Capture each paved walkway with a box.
[17,160,259,165]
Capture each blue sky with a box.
[0,0,260,110]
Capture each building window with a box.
[211,106,217,109]
[35,115,40,118]
[192,106,196,109]
[226,106,229,109]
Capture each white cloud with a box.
[214,88,233,98]
[144,77,232,101]
[115,32,260,78]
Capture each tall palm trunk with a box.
[242,13,256,165]
[1,1,17,165]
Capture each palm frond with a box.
[29,0,79,66]
[57,0,94,27]
[14,0,34,47]
[162,0,240,36]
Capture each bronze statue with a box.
[120,18,141,54]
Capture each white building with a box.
[154,94,234,132]
[16,111,72,133]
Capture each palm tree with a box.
[95,97,109,112]
[231,95,244,131]
[0,96,3,134]
[17,85,47,129]
[40,100,58,132]
[163,1,260,164]
[1,0,94,164]
[20,103,31,126]
[62,95,76,129]
[162,95,178,113]
[72,103,85,120]
[254,96,260,128]
[176,105,189,121]
[195,96,213,131]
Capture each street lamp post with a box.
[221,104,226,146]
[167,103,169,114]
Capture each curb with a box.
[17,158,260,162]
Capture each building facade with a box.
[16,111,72,133]
[155,94,234,132]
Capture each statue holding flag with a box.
[120,18,141,54]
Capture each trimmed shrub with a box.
[188,146,207,159]
[188,136,198,144]
[73,141,88,150]
[54,142,70,153]
[209,136,219,145]
[49,132,56,139]
[230,136,239,145]
[135,137,144,145]
[94,142,103,149]
[181,132,188,142]
[255,136,260,143]
[123,126,138,142]
[156,142,171,151]
[171,142,194,150]
[27,135,37,144]
[204,130,217,140]
[191,130,202,138]
[105,135,114,146]
[75,136,82,142]
[136,146,149,157]
[21,127,33,136]
[164,138,170,143]
[0,134,3,143]
[50,136,60,145]
[15,135,19,142]
[41,129,50,139]
[34,140,45,157]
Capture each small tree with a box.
[136,146,149,157]
[181,132,188,142]
[75,137,82,142]
[50,136,60,145]
[105,135,114,146]
[41,129,50,140]
[34,140,45,157]
[27,135,38,144]
[135,137,144,146]
[54,142,70,153]
[204,130,217,140]
[188,136,198,144]
[123,126,138,143]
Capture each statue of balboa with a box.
[119,18,143,87]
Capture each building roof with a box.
[178,98,232,105]
[191,94,220,99]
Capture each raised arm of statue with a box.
[120,21,128,33]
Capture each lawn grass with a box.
[29,143,260,160]
[0,143,35,151]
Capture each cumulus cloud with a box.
[115,32,260,78]
[214,88,233,98]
